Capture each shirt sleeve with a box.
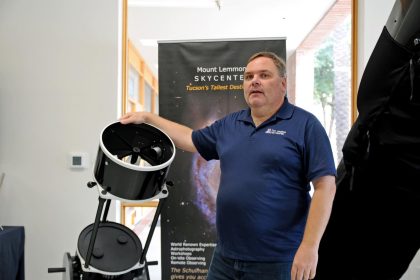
[304,117,337,182]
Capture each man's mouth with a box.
[250,90,263,95]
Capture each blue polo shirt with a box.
[191,98,336,262]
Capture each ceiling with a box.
[127,0,337,76]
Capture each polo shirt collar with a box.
[238,97,294,124]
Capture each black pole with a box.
[84,197,107,268]
[139,197,166,265]
[144,256,150,280]
[47,267,66,273]
[102,199,112,222]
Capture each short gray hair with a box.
[248,51,286,77]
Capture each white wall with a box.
[0,0,121,279]
[358,1,420,279]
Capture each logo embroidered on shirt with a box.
[265,128,286,135]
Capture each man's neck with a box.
[250,97,285,127]
[251,105,279,127]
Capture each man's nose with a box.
[251,77,261,85]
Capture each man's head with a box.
[243,52,287,112]
[248,52,287,77]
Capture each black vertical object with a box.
[316,20,420,280]
[84,197,107,268]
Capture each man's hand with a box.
[291,243,318,280]
[119,111,150,124]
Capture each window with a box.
[289,0,356,165]
[124,39,158,114]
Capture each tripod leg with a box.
[139,198,166,265]
[144,257,151,280]
[84,197,107,268]
[102,199,112,222]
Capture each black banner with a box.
[158,39,286,280]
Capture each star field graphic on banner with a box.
[158,39,286,280]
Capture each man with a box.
[120,52,336,280]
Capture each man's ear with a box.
[281,76,287,91]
